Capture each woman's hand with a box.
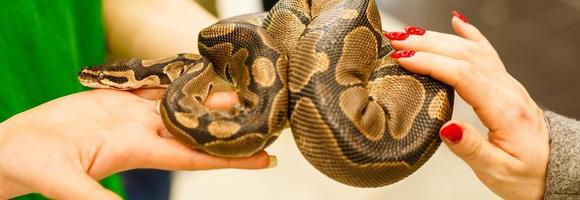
[386,12,549,199]
[0,89,273,200]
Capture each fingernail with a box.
[267,156,277,168]
[155,100,161,114]
[452,10,469,23]
[404,26,426,35]
[384,32,410,41]
[390,50,416,59]
[440,123,463,144]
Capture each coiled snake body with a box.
[79,0,454,187]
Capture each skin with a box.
[0,90,271,199]
[0,0,547,198]
[167,15,551,199]
[131,5,548,199]
[390,17,549,199]
[0,0,272,199]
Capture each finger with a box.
[396,51,467,87]
[451,17,503,68]
[451,17,486,43]
[390,31,479,60]
[157,127,173,138]
[439,121,514,171]
[155,99,161,114]
[397,51,505,116]
[131,88,165,100]
[128,137,275,171]
[204,91,239,111]
[396,51,496,110]
[41,173,121,200]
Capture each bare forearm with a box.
[0,122,29,199]
[0,123,9,199]
[103,0,217,59]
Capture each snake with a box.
[78,0,454,187]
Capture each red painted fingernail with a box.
[390,50,415,59]
[384,32,410,41]
[404,26,426,35]
[452,10,469,23]
[440,123,463,144]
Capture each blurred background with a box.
[199,0,580,118]
[377,0,580,118]
[169,0,578,199]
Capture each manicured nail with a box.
[452,10,469,23]
[440,123,463,144]
[390,50,415,59]
[267,156,278,168]
[404,26,426,35]
[384,32,410,41]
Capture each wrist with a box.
[0,123,11,198]
[0,122,32,199]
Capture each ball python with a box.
[78,0,454,187]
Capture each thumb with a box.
[204,91,239,111]
[41,172,121,200]
[439,121,512,171]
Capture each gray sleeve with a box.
[543,111,580,199]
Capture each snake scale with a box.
[78,0,454,187]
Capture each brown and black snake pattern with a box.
[78,0,454,187]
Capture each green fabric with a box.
[0,0,125,199]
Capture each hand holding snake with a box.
[79,0,454,187]
[0,89,272,199]
[389,13,549,199]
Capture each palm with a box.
[0,89,270,199]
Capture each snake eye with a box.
[97,72,106,80]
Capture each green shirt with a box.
[0,0,125,198]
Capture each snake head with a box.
[77,58,148,90]
[78,66,112,88]
[77,63,132,90]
